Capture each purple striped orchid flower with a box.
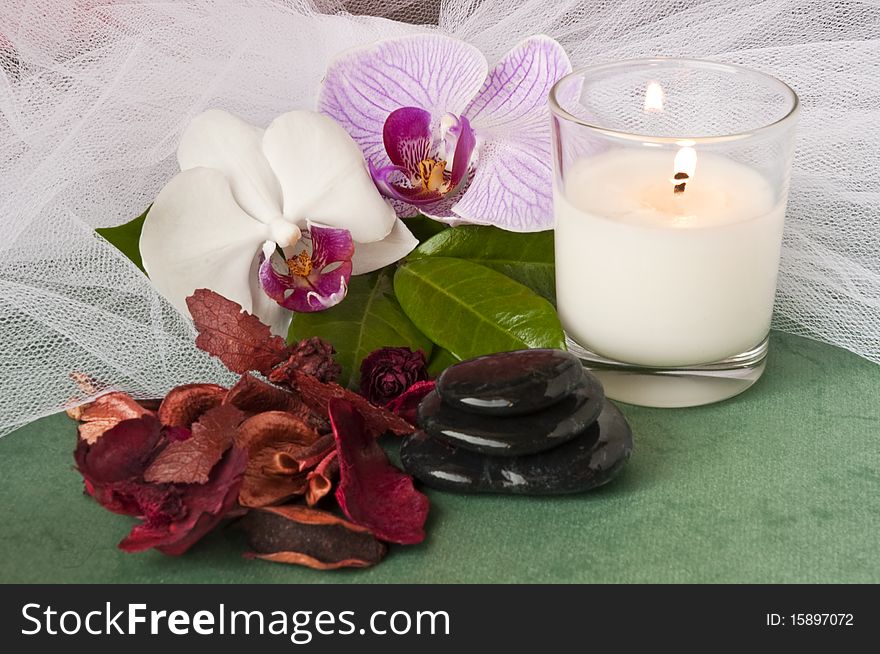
[140,110,417,335]
[318,34,571,232]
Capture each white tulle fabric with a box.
[0,0,877,436]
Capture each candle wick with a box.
[673,171,689,195]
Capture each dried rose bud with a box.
[359,347,428,407]
[269,337,341,386]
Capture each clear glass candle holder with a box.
[550,59,799,408]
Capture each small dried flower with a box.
[269,336,341,386]
[359,347,428,406]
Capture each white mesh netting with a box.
[0,0,877,436]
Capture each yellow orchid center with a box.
[417,158,449,193]
[286,251,313,277]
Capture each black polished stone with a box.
[436,349,585,416]
[418,373,604,456]
[401,400,632,495]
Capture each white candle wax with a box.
[555,149,786,367]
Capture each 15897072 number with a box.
[765,613,855,627]
[790,613,853,626]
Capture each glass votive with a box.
[550,59,799,408]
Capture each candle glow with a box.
[644,81,664,113]
[672,146,697,194]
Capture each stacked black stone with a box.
[400,349,633,495]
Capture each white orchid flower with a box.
[139,109,418,335]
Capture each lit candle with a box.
[555,147,785,368]
[550,59,797,407]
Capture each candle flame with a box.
[644,81,664,113]
[672,147,697,195]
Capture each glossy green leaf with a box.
[289,268,433,389]
[403,214,449,244]
[96,208,148,273]
[413,225,556,303]
[394,257,565,361]
[427,347,461,377]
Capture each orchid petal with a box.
[388,198,421,220]
[455,36,572,232]
[367,161,444,206]
[318,34,488,168]
[140,168,290,333]
[261,111,396,244]
[308,224,356,270]
[258,226,354,313]
[383,107,433,173]
[249,256,293,336]
[464,36,571,131]
[448,115,476,189]
[416,163,478,224]
[305,274,350,311]
[177,109,283,223]
[379,183,444,206]
[351,219,418,275]
[258,243,294,296]
[418,184,472,223]
[368,162,411,202]
[451,137,553,232]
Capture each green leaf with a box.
[96,208,148,273]
[289,268,434,390]
[413,225,556,304]
[427,347,461,377]
[403,214,449,244]
[394,257,565,361]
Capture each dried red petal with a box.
[242,505,386,569]
[74,392,152,444]
[384,380,436,426]
[187,289,290,375]
[118,446,247,556]
[144,404,246,484]
[136,399,163,412]
[306,450,338,506]
[236,411,322,508]
[158,383,226,427]
[240,466,308,508]
[165,426,192,442]
[73,415,182,521]
[74,415,163,485]
[291,371,414,438]
[268,337,342,386]
[235,411,321,451]
[87,479,183,519]
[293,433,335,471]
[329,399,429,545]
[223,373,327,432]
[224,374,300,414]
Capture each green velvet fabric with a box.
[1,331,877,583]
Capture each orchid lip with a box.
[258,225,354,313]
[370,106,477,207]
